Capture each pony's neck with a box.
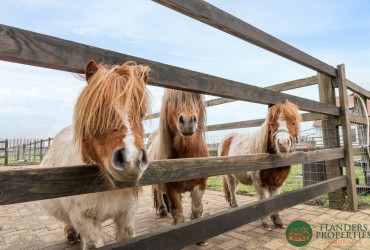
[171,132,208,158]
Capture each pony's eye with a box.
[292,123,296,125]
[113,129,119,133]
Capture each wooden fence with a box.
[0,0,369,248]
[0,138,53,165]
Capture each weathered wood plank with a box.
[337,64,358,211]
[144,75,317,120]
[0,24,339,115]
[153,0,337,77]
[102,176,347,250]
[0,148,343,205]
[206,112,325,131]
[346,79,370,99]
[318,72,344,209]
[349,113,369,125]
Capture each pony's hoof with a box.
[230,203,238,208]
[275,224,285,229]
[64,226,80,244]
[262,222,273,231]
[196,240,209,246]
[159,210,168,218]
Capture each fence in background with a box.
[0,138,53,165]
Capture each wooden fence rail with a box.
[0,148,344,205]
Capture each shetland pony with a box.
[219,100,300,230]
[147,90,209,227]
[41,60,150,249]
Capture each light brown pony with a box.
[41,60,150,249]
[219,100,300,230]
[147,89,209,226]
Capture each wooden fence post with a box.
[4,139,8,166]
[318,72,345,209]
[33,140,37,161]
[28,142,32,161]
[22,144,26,161]
[337,64,358,211]
[40,140,43,161]
[16,145,20,161]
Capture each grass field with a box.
[207,164,370,209]
[207,164,303,196]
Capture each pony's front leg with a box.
[190,184,205,220]
[255,186,272,230]
[166,189,184,225]
[269,187,285,229]
[190,184,209,246]
[69,211,105,249]
[114,206,137,241]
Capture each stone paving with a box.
[0,186,370,249]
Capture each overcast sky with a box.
[1,0,369,139]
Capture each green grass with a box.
[207,164,303,196]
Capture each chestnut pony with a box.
[41,60,150,249]
[219,100,300,230]
[148,89,209,226]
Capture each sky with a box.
[0,0,370,139]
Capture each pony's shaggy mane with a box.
[148,89,206,160]
[247,100,300,154]
[74,61,150,145]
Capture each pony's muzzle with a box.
[277,138,291,153]
[178,115,197,137]
[108,148,149,182]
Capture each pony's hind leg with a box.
[223,175,238,208]
[269,187,285,229]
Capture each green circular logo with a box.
[286,220,313,247]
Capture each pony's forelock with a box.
[73,61,150,146]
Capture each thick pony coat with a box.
[219,100,300,230]
[41,61,150,249]
[148,89,209,228]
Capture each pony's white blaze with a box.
[123,117,147,171]
[275,115,292,153]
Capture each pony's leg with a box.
[269,187,285,229]
[69,211,105,250]
[190,184,209,246]
[223,174,238,208]
[255,186,272,230]
[41,199,80,244]
[190,185,205,220]
[153,184,169,217]
[115,198,137,241]
[166,189,184,225]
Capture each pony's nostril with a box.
[139,149,149,171]
[112,148,126,169]
[192,115,197,123]
[179,116,185,125]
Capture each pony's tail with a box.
[222,175,232,204]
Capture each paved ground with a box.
[0,186,370,250]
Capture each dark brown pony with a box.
[219,100,300,230]
[147,89,209,227]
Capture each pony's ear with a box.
[85,60,99,82]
